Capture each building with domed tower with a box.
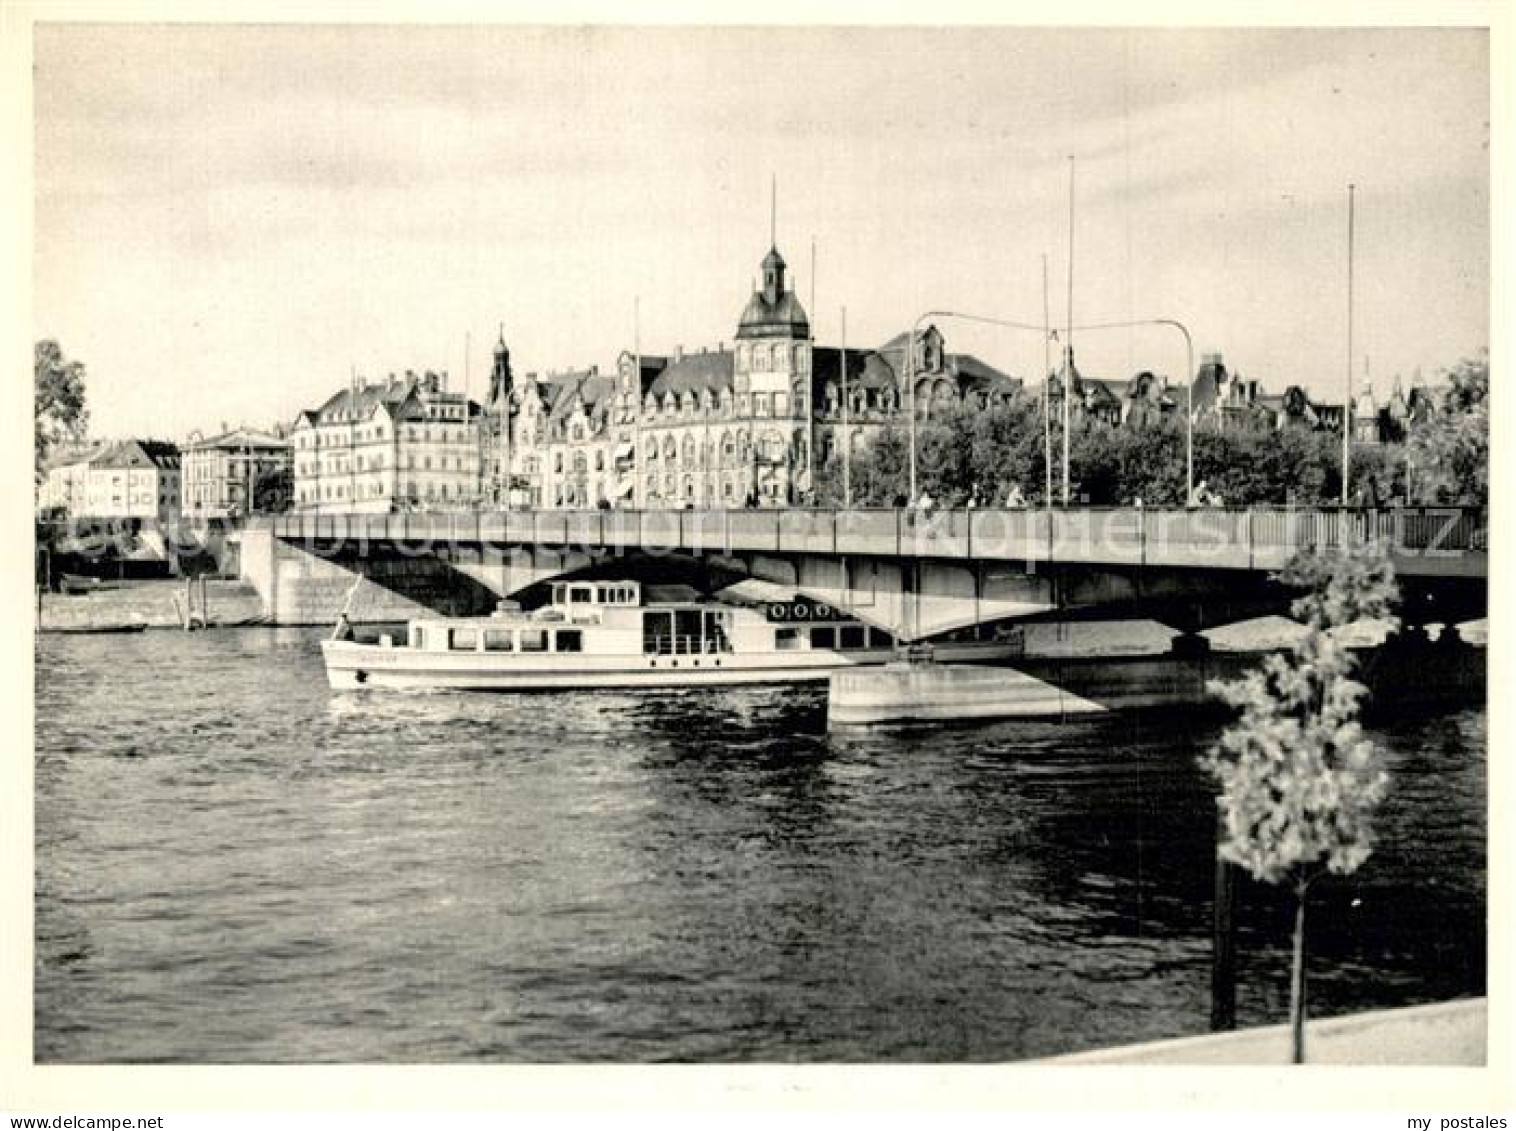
[478,235,1025,511]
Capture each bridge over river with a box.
[237,505,1486,639]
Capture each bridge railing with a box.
[257,504,1485,574]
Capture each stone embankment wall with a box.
[35,579,266,630]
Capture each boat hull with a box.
[319,638,1023,691]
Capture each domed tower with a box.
[733,244,811,401]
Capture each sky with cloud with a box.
[33,24,1489,440]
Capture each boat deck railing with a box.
[644,634,732,656]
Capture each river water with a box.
[33,628,1486,1062]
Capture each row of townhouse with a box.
[1051,350,1434,442]
[285,229,1438,516]
[291,237,1022,515]
[38,439,181,523]
[41,429,298,523]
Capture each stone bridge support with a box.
[239,528,543,625]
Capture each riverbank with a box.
[34,577,267,631]
[1037,997,1486,1065]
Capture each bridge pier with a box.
[237,527,502,625]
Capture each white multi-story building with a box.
[37,445,101,515]
[183,427,292,518]
[290,370,484,514]
[74,439,182,522]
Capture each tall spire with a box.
[489,321,512,407]
[770,173,777,249]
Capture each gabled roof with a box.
[872,327,1017,399]
[185,427,290,452]
[90,439,180,471]
[647,349,735,398]
[42,443,105,472]
[953,353,1022,395]
[618,354,670,397]
[304,374,481,427]
[547,369,617,426]
[1077,376,1127,406]
[878,325,943,354]
[811,347,899,395]
[314,377,416,423]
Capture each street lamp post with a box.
[1343,183,1355,507]
[900,310,1197,508]
[904,308,1075,508]
[1067,317,1195,505]
[1042,254,1053,508]
[841,305,851,509]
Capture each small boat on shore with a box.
[57,573,114,595]
[320,579,1020,692]
[39,622,149,635]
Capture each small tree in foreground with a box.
[1201,545,1400,1063]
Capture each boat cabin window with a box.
[450,627,478,651]
[810,626,836,650]
[642,608,732,654]
[775,627,804,651]
[570,587,593,605]
[840,625,866,650]
[484,629,514,652]
[555,630,583,653]
[519,629,548,652]
[869,627,894,648]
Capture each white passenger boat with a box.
[319,579,1021,691]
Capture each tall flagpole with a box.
[464,330,472,506]
[506,324,518,512]
[809,235,817,508]
[1063,155,1074,506]
[841,305,850,509]
[1342,183,1355,506]
[1042,253,1053,508]
[810,236,816,315]
[634,295,643,510]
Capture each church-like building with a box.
[484,240,1022,510]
